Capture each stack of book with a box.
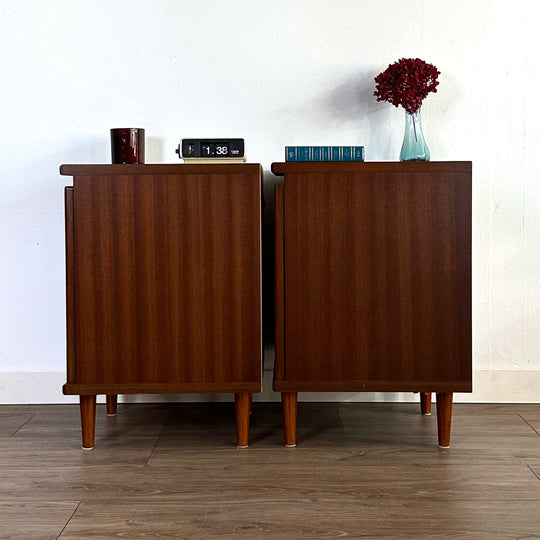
[285,146,364,162]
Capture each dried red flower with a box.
[374,58,440,114]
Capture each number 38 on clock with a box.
[201,143,229,157]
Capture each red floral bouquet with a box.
[374,58,440,114]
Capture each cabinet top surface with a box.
[60,163,263,176]
[271,161,472,176]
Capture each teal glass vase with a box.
[400,108,430,161]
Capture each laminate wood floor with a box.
[0,402,538,539]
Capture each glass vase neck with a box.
[400,108,430,162]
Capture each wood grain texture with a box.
[281,391,298,447]
[271,161,472,175]
[274,184,285,382]
[274,162,472,392]
[63,165,263,392]
[420,392,432,415]
[105,394,117,415]
[436,392,453,447]
[61,163,258,176]
[0,413,34,436]
[0,501,80,540]
[521,412,540,435]
[63,382,260,395]
[234,392,251,447]
[0,403,538,539]
[64,187,76,385]
[79,395,96,449]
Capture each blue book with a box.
[285,146,365,162]
[353,147,364,160]
[297,146,310,161]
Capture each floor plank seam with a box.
[56,500,82,539]
[528,465,540,482]
[144,436,161,466]
[519,413,540,436]
[10,413,37,437]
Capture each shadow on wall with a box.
[322,71,397,159]
[261,70,395,348]
[63,134,166,165]
[261,170,282,357]
[323,71,381,123]
[145,137,165,163]
[261,72,384,351]
[275,70,395,159]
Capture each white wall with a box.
[1,0,538,403]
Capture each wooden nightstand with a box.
[272,161,472,447]
[61,164,263,449]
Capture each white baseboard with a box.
[0,370,538,404]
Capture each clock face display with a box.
[179,138,245,159]
[201,143,229,157]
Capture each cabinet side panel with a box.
[283,168,471,388]
[274,184,285,382]
[72,172,262,387]
[453,172,472,383]
[64,187,76,385]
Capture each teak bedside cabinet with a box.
[61,164,263,449]
[272,161,472,447]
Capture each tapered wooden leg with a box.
[106,394,118,416]
[436,392,453,448]
[80,395,96,450]
[420,392,432,415]
[235,392,251,448]
[282,392,297,447]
